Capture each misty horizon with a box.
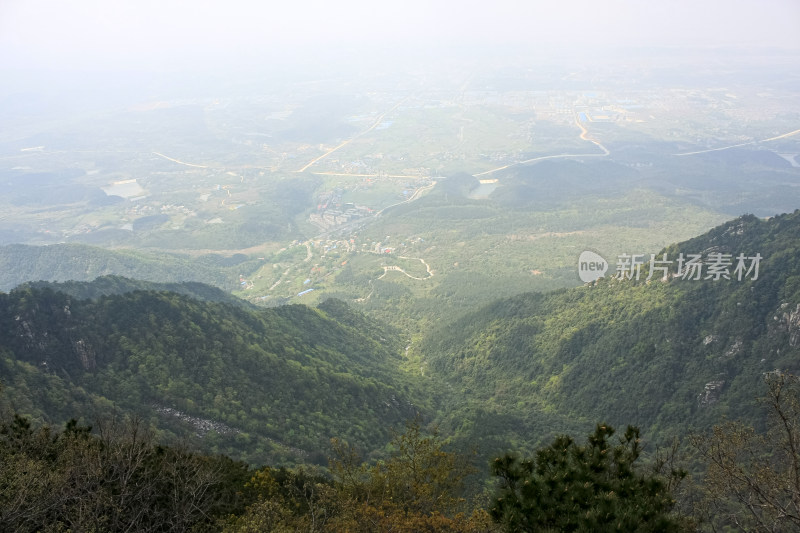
[2,0,798,73]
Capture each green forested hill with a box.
[20,275,256,309]
[3,210,800,473]
[0,287,423,465]
[0,243,253,292]
[420,210,800,455]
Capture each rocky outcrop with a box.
[153,405,240,437]
[772,303,800,347]
[698,380,725,407]
[73,339,96,370]
[703,335,718,345]
[14,315,47,351]
[723,339,743,358]
[11,300,98,371]
[785,304,800,347]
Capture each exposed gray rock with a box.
[723,339,743,358]
[73,339,96,370]
[773,303,800,347]
[153,405,240,437]
[698,380,725,406]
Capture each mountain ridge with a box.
[419,210,800,453]
[2,210,799,467]
[0,287,423,465]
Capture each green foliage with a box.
[22,275,256,308]
[3,209,800,529]
[419,210,800,456]
[342,183,726,341]
[329,417,472,517]
[226,417,492,532]
[383,420,467,515]
[224,466,338,532]
[0,243,250,292]
[490,424,687,532]
[0,285,424,465]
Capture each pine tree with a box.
[490,423,687,532]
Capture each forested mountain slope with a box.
[0,243,249,292]
[3,210,799,471]
[0,288,422,465]
[422,210,800,454]
[20,275,255,309]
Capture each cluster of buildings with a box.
[308,203,373,230]
[309,190,375,231]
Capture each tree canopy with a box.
[490,423,687,532]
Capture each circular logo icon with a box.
[578,251,608,283]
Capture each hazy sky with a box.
[1,0,799,71]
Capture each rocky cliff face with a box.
[8,295,97,373]
[769,302,800,350]
[783,303,800,347]
[72,339,96,370]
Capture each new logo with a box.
[578,251,608,283]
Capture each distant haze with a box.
[1,0,799,73]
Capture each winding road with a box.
[377,256,434,281]
[474,112,610,177]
